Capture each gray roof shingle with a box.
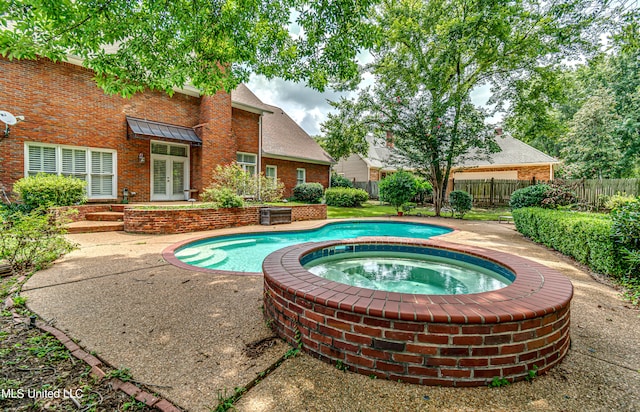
[231,85,334,164]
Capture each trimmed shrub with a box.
[379,170,417,212]
[325,187,369,207]
[512,207,629,277]
[13,174,87,210]
[509,184,550,210]
[449,190,472,219]
[293,183,324,203]
[331,174,353,188]
[611,200,640,274]
[200,188,244,208]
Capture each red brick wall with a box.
[54,205,112,222]
[262,158,330,198]
[123,204,327,234]
[263,239,573,386]
[0,57,328,203]
[0,57,201,202]
[198,93,235,191]
[232,108,260,154]
[265,279,570,386]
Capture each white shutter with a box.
[90,151,114,196]
[27,145,57,175]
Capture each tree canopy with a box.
[322,0,607,214]
[0,0,377,96]
[504,9,640,178]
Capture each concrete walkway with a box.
[22,218,640,411]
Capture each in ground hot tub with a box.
[262,238,573,386]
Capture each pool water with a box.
[304,252,512,294]
[174,221,451,272]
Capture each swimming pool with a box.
[171,221,452,273]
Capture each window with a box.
[152,142,188,157]
[236,152,257,175]
[266,165,277,182]
[296,168,306,185]
[24,143,117,199]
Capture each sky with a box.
[247,75,502,137]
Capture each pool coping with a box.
[161,219,457,277]
[263,237,574,324]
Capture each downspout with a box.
[258,114,263,200]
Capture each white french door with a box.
[150,142,189,201]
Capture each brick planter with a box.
[263,238,573,386]
[124,204,326,234]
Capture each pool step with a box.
[182,249,228,266]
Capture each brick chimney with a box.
[386,131,394,148]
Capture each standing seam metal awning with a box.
[126,117,202,145]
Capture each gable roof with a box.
[454,134,558,168]
[231,84,334,165]
[357,134,557,170]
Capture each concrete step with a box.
[110,204,126,213]
[67,221,124,234]
[85,212,124,221]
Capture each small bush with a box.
[509,184,550,210]
[205,164,255,197]
[13,174,87,210]
[0,210,76,274]
[259,175,285,202]
[605,193,638,212]
[293,183,324,203]
[379,170,417,212]
[540,180,577,208]
[512,207,629,277]
[200,188,244,208]
[611,200,640,271]
[325,187,369,207]
[331,174,353,188]
[449,190,472,219]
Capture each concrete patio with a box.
[22,217,640,411]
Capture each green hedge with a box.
[512,207,629,277]
[325,187,369,207]
[14,173,87,210]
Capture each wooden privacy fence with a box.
[354,180,380,199]
[452,178,640,207]
[452,179,533,206]
[571,178,640,206]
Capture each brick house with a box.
[0,57,333,202]
[334,132,558,184]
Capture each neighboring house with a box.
[0,57,333,202]
[334,132,558,183]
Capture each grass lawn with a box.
[328,201,512,221]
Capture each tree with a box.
[0,0,377,96]
[323,0,606,215]
[504,10,640,178]
[560,91,624,179]
[379,170,416,213]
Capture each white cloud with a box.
[246,75,504,136]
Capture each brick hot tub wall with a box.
[263,238,573,386]
[123,204,327,234]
